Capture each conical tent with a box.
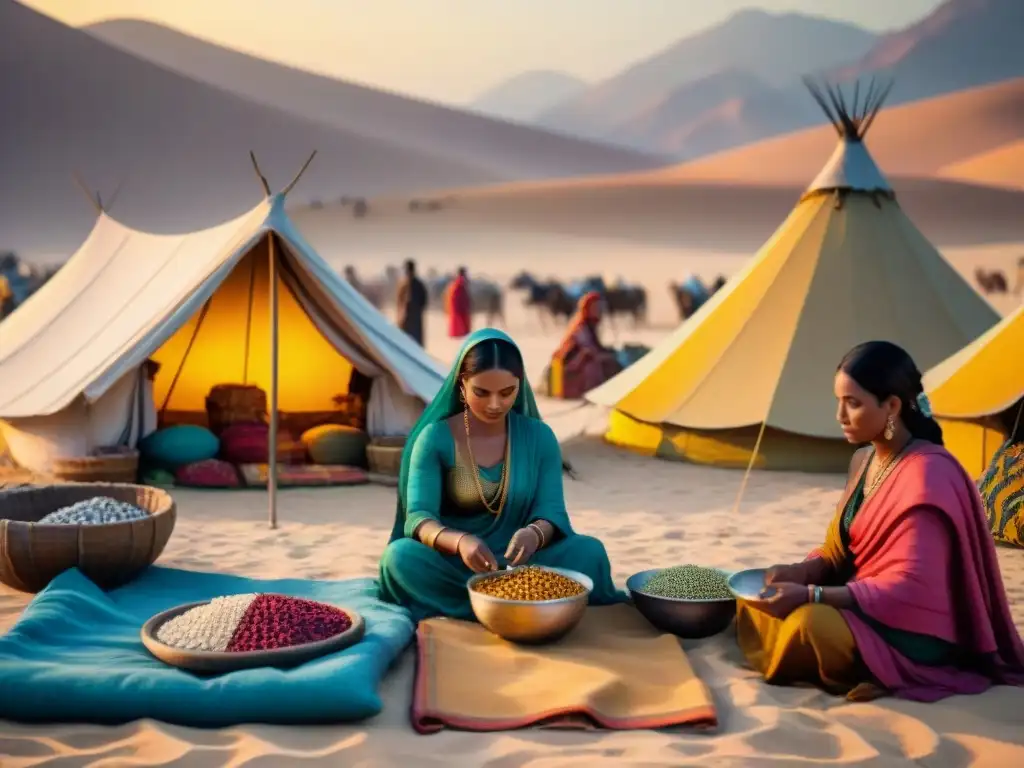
[586,79,1000,471]
[0,188,446,521]
[924,304,1024,477]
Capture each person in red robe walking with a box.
[445,267,472,339]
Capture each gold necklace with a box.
[463,408,510,516]
[864,439,914,499]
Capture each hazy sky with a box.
[22,0,945,103]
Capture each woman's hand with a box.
[504,527,541,567]
[751,581,809,620]
[457,535,498,574]
[765,562,811,586]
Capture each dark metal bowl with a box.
[626,568,736,639]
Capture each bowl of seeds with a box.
[626,565,736,639]
[141,593,365,674]
[467,565,592,644]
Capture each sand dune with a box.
[939,140,1024,189]
[663,78,1024,184]
[328,175,1024,253]
[1,316,1022,767]
[85,20,660,181]
[0,2,661,259]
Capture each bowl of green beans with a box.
[626,565,736,639]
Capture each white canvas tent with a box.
[586,79,1000,472]
[0,185,445,523]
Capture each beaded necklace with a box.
[462,408,511,516]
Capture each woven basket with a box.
[367,438,405,476]
[205,384,267,435]
[51,449,139,484]
[0,483,177,593]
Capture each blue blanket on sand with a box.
[0,566,414,727]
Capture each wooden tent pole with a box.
[268,233,280,529]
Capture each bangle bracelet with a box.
[528,523,546,548]
[808,585,823,604]
[453,532,468,555]
[426,526,447,549]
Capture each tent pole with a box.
[268,234,280,529]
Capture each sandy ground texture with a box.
[1,437,1022,768]
[2,307,1024,768]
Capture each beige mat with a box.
[412,603,717,733]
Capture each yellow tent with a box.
[924,303,1024,477]
[586,80,1000,472]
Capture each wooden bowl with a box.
[0,483,176,593]
[140,599,366,674]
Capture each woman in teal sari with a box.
[379,328,623,621]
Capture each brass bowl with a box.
[467,566,593,644]
[626,568,736,639]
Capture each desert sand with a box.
[939,140,1024,190]
[664,78,1024,184]
[2,303,1023,768]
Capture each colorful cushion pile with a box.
[174,459,241,488]
[38,496,149,525]
[155,594,354,653]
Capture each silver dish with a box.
[626,568,736,639]
[467,566,593,644]
[727,568,770,601]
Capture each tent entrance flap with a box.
[150,237,354,417]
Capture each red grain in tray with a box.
[226,594,353,652]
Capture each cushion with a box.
[220,423,308,464]
[140,467,176,487]
[220,422,270,464]
[239,463,369,488]
[301,424,369,466]
[175,459,241,488]
[139,425,219,468]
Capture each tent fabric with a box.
[587,193,998,441]
[924,304,1024,420]
[924,304,1023,478]
[586,134,999,468]
[604,410,856,473]
[0,195,446,420]
[805,139,891,195]
[935,418,1007,481]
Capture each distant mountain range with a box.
[81,18,659,182]
[468,70,588,124]
[472,0,1024,158]
[0,1,662,256]
[535,9,878,147]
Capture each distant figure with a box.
[0,274,12,319]
[445,267,472,339]
[545,292,621,399]
[396,259,428,346]
[343,266,364,296]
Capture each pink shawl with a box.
[840,442,1024,700]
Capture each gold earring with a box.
[883,415,895,441]
[459,388,466,404]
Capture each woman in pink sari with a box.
[738,341,1024,701]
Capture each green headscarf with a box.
[389,328,541,542]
